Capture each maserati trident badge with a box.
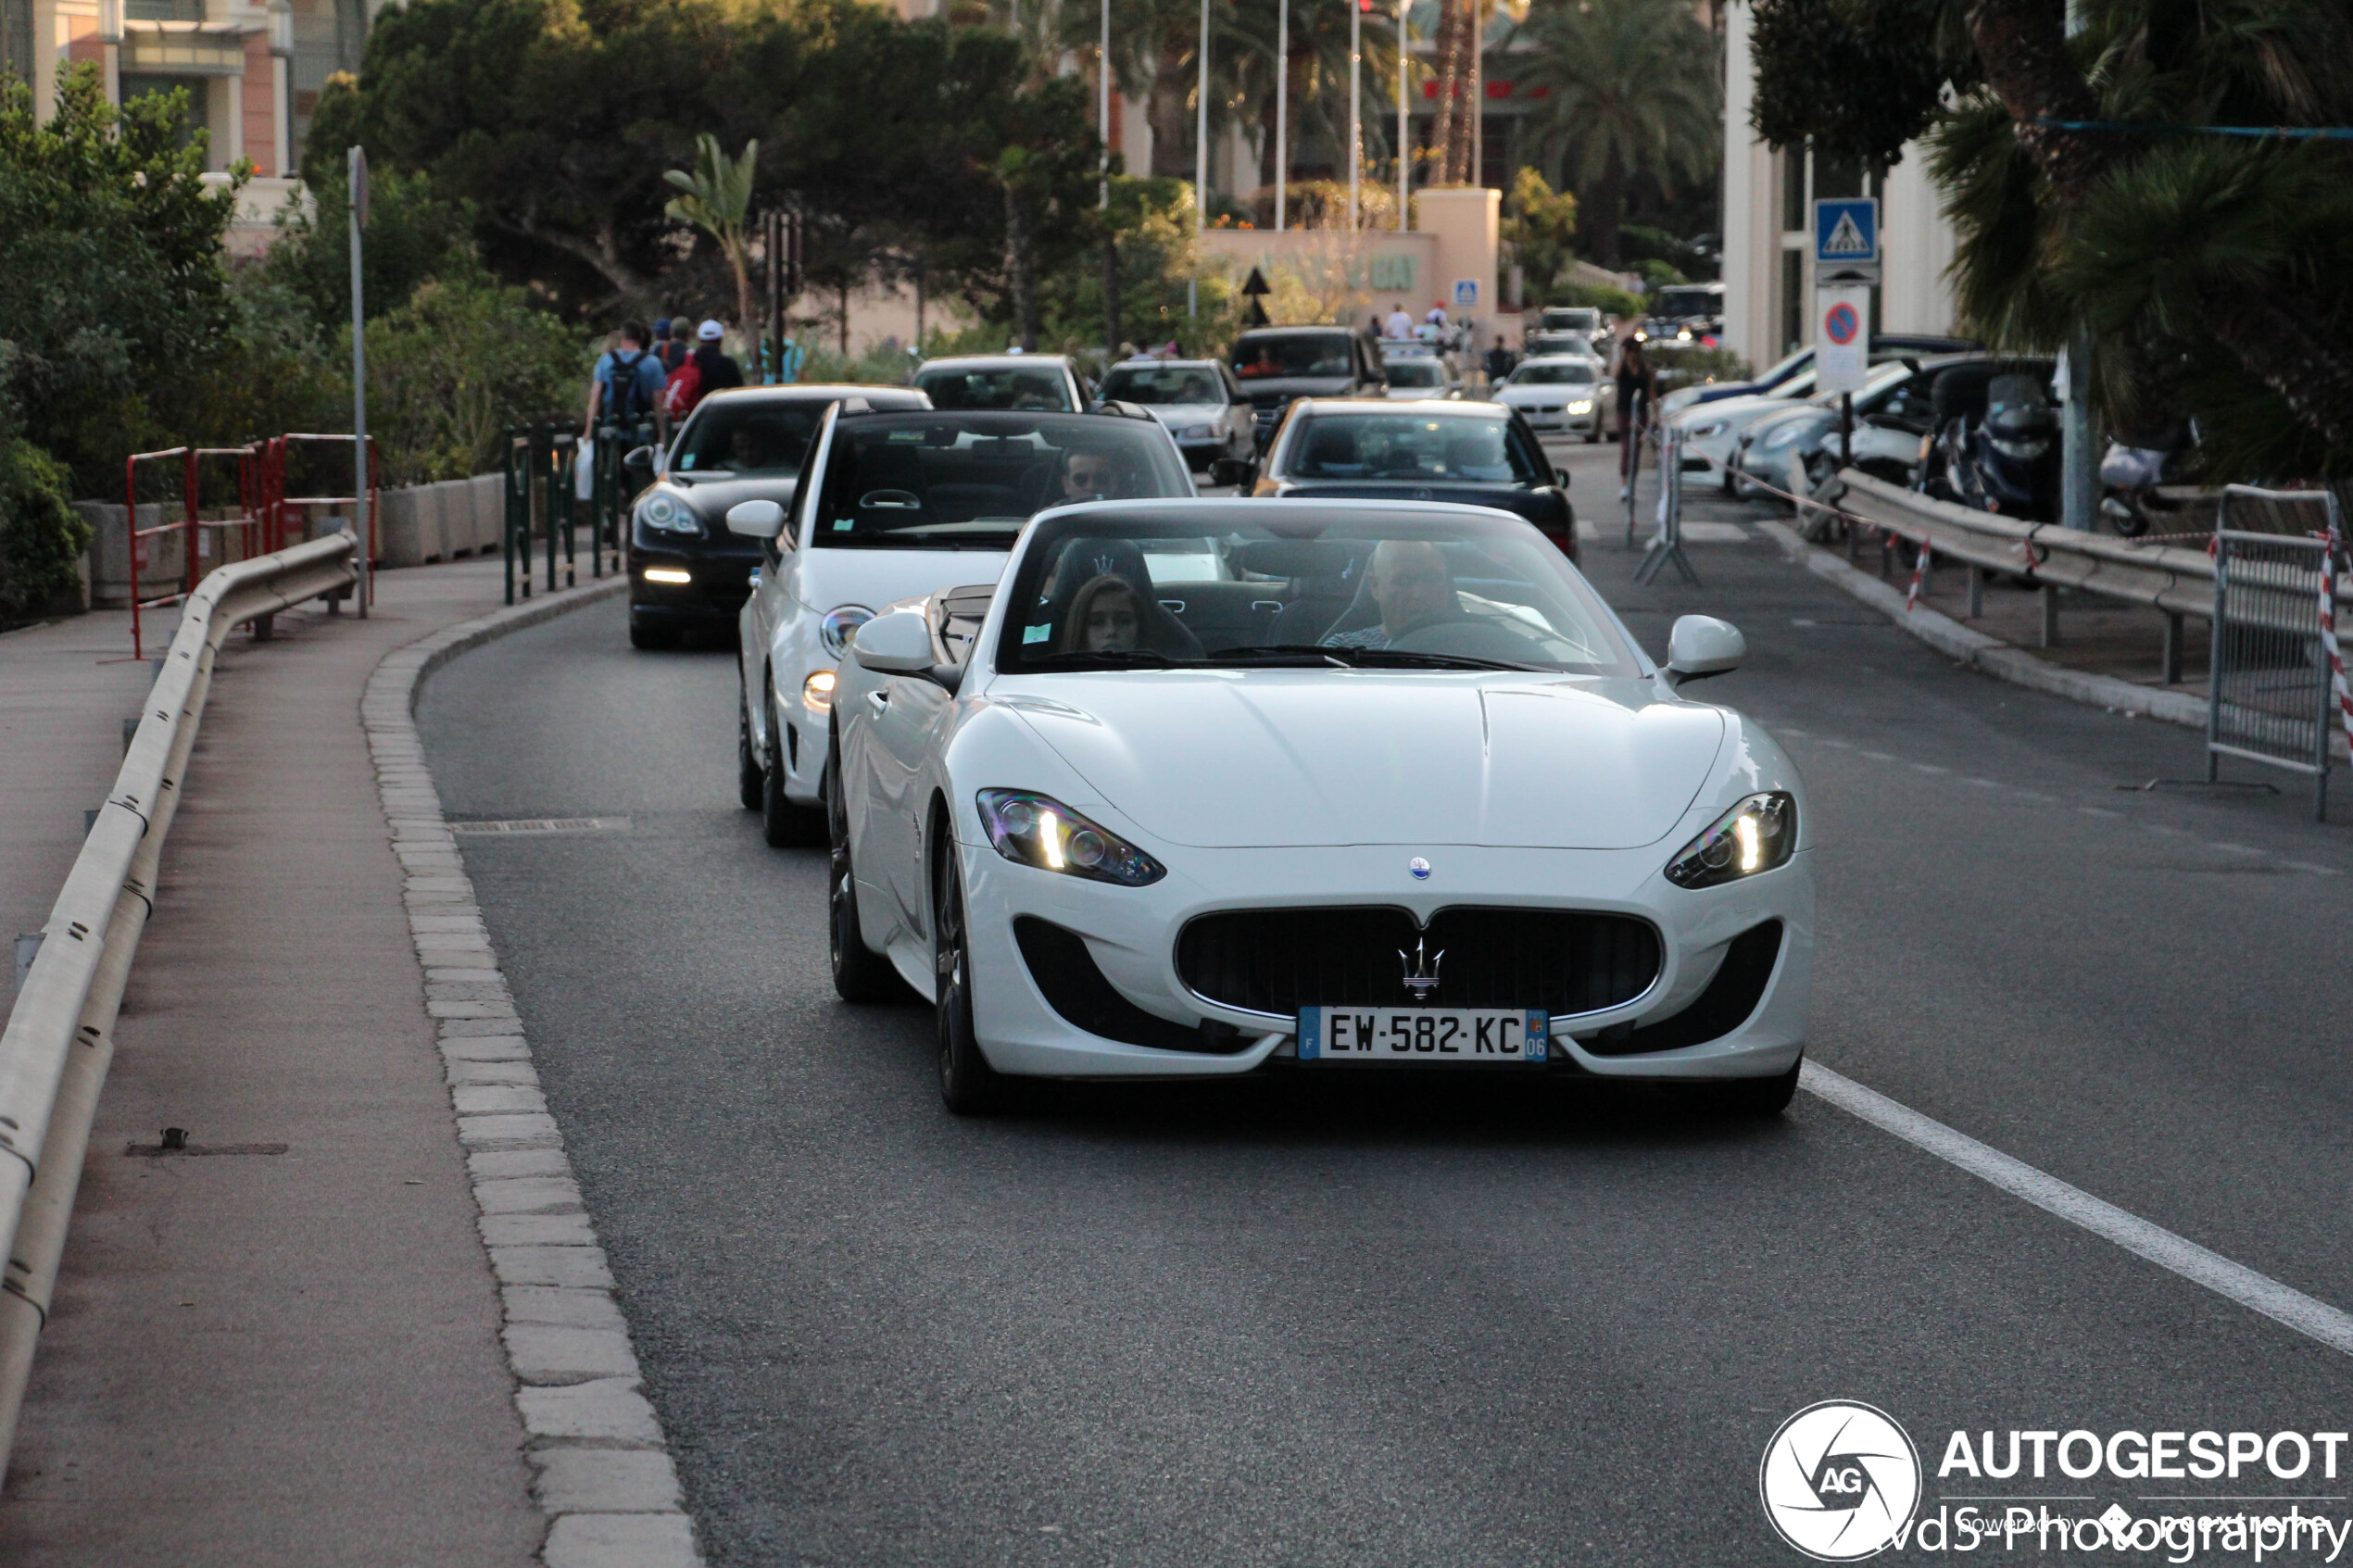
[1399,937,1445,1001]
[1408,857,1431,880]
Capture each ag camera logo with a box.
[1760,1400,1922,1561]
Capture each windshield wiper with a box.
[1209,644,1351,667]
[1331,647,1534,672]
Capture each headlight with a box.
[1758,423,1808,451]
[1991,437,2050,461]
[1664,792,1796,890]
[637,492,696,533]
[802,670,837,711]
[1687,421,1728,440]
[1176,423,1214,440]
[819,605,875,659]
[1567,400,1594,415]
[640,566,692,584]
[977,789,1165,886]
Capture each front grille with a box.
[1176,907,1661,1020]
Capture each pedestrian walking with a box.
[1613,334,1659,496]
[667,319,745,422]
[585,321,668,445]
[653,317,691,375]
[1383,301,1416,341]
[1483,334,1516,385]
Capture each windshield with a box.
[995,510,1642,675]
[1283,413,1545,484]
[912,364,1075,412]
[672,401,824,476]
[1653,287,1720,320]
[1233,332,1354,380]
[1512,362,1598,386]
[1099,365,1225,406]
[812,413,1191,550]
[1540,308,1599,332]
[1386,361,1446,387]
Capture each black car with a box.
[1229,326,1390,451]
[627,383,929,648]
[1252,399,1578,561]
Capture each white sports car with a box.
[824,497,1814,1115]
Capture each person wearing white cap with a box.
[666,317,746,420]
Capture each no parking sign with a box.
[1816,284,1871,394]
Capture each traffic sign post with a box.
[1815,284,1870,395]
[1812,197,1879,281]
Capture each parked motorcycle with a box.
[1927,371,2061,521]
[2098,422,2194,537]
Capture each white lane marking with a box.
[2209,842,2262,856]
[1861,750,1897,762]
[1804,1062,2353,1357]
[1964,777,2002,788]
[2284,860,2344,876]
[2077,806,2121,819]
[1911,763,1950,775]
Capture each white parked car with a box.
[1092,358,1255,470]
[1491,356,1616,443]
[1667,368,1820,489]
[729,402,1196,846]
[912,354,1089,413]
[824,497,1813,1115]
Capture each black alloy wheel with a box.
[825,739,901,1003]
[1711,1057,1802,1117]
[760,693,826,848]
[932,848,1006,1115]
[736,667,763,811]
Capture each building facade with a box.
[1719,0,1961,374]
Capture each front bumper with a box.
[631,549,755,622]
[1514,405,1601,437]
[954,839,1813,1082]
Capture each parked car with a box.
[825,497,1811,1116]
[1768,356,2056,502]
[626,384,930,649]
[1667,368,1826,489]
[912,354,1089,413]
[1252,399,1576,559]
[731,402,1195,846]
[1491,356,1615,443]
[1229,326,1390,450]
[1659,333,1979,416]
[1727,362,1924,503]
[1092,358,1255,470]
[1526,306,1606,352]
[1645,282,1726,342]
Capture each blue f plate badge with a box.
[1298,1008,1550,1063]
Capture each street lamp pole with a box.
[1348,0,1361,232]
[1100,0,1112,208]
[1275,0,1288,232]
[1194,0,1209,318]
[1396,0,1408,232]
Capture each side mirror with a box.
[1208,457,1254,490]
[850,608,936,673]
[724,499,786,539]
[1666,615,1745,684]
[1554,468,1571,490]
[623,445,655,472]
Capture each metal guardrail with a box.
[0,533,358,1463]
[2207,488,2348,820]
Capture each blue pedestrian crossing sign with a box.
[1813,198,1879,267]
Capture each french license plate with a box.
[1297,1007,1549,1063]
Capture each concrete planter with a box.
[78,502,180,609]
[378,485,444,568]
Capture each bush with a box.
[1551,281,1646,320]
[349,272,587,484]
[0,434,88,625]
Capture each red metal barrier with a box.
[121,433,378,657]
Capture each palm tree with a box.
[664,133,760,335]
[1516,0,1719,266]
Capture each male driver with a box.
[1322,540,1459,648]
[1059,445,1134,504]
[1383,301,1416,340]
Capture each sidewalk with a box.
[0,561,583,1564]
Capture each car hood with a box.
[1673,395,1799,433]
[1495,384,1598,402]
[992,672,1723,849]
[1268,480,1560,530]
[1139,403,1230,426]
[790,545,1010,615]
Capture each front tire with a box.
[760,695,825,848]
[736,669,763,810]
[826,743,901,1003]
[933,850,1007,1115]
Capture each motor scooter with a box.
[1931,371,2061,521]
[2098,421,2194,537]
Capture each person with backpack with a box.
[585,322,669,445]
[658,317,693,375]
[667,319,744,422]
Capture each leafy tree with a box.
[0,435,85,625]
[0,66,240,493]
[1517,0,1720,267]
[256,163,476,328]
[1749,0,1974,174]
[347,272,585,484]
[664,134,759,334]
[1501,167,1578,305]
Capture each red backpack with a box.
[665,357,703,420]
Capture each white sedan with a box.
[731,401,1196,846]
[1491,356,1615,442]
[824,497,1814,1114]
[1667,367,1821,488]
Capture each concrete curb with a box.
[359,576,703,1568]
[1755,518,2220,731]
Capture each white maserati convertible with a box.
[824,498,1812,1114]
